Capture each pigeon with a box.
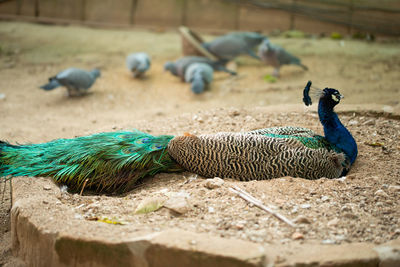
[258,39,308,77]
[184,63,214,94]
[126,52,151,78]
[202,32,267,63]
[40,68,101,97]
[164,56,235,81]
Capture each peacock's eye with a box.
[153,144,163,150]
[136,137,151,144]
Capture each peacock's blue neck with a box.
[318,100,358,166]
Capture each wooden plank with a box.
[18,0,36,16]
[238,5,291,32]
[84,0,131,25]
[0,0,18,15]
[39,0,81,20]
[134,0,184,28]
[185,0,237,30]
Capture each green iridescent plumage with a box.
[1,82,357,193]
[0,131,183,192]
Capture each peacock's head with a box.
[303,81,343,108]
[321,88,343,108]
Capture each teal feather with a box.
[0,131,183,192]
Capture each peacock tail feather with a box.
[0,131,183,193]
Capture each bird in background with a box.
[39,68,101,97]
[0,81,357,193]
[202,31,268,64]
[164,56,236,81]
[184,62,214,94]
[126,52,151,78]
[258,38,308,77]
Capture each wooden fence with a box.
[0,0,399,36]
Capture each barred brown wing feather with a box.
[168,132,345,180]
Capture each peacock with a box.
[0,81,357,193]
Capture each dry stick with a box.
[79,179,89,196]
[229,185,297,228]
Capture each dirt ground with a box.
[0,21,400,265]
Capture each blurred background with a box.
[0,0,399,144]
[0,0,399,37]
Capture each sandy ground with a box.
[0,22,400,265]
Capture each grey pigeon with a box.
[164,56,235,81]
[40,68,101,97]
[258,39,308,77]
[126,52,151,78]
[184,63,214,94]
[202,32,267,63]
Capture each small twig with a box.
[229,185,297,228]
[1,179,6,203]
[79,179,89,196]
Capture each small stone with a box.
[234,220,246,230]
[208,206,215,213]
[230,110,240,116]
[321,196,330,202]
[42,200,49,204]
[343,213,358,220]
[322,239,336,245]
[346,174,357,180]
[43,185,52,191]
[375,189,389,198]
[294,215,311,224]
[292,232,304,240]
[164,197,190,214]
[382,105,394,113]
[204,177,224,189]
[327,218,340,227]
[388,185,400,192]
[190,240,197,245]
[362,119,375,126]
[348,120,358,126]
[340,204,353,213]
[0,93,6,100]
[300,204,311,209]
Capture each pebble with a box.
[164,197,190,214]
[321,196,330,202]
[208,206,215,213]
[322,239,336,245]
[374,189,389,198]
[292,232,304,240]
[340,204,353,213]
[382,105,394,113]
[362,119,375,126]
[0,93,6,100]
[294,215,311,224]
[43,185,52,191]
[388,185,400,192]
[204,177,224,189]
[300,204,311,209]
[343,213,358,220]
[327,218,339,227]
